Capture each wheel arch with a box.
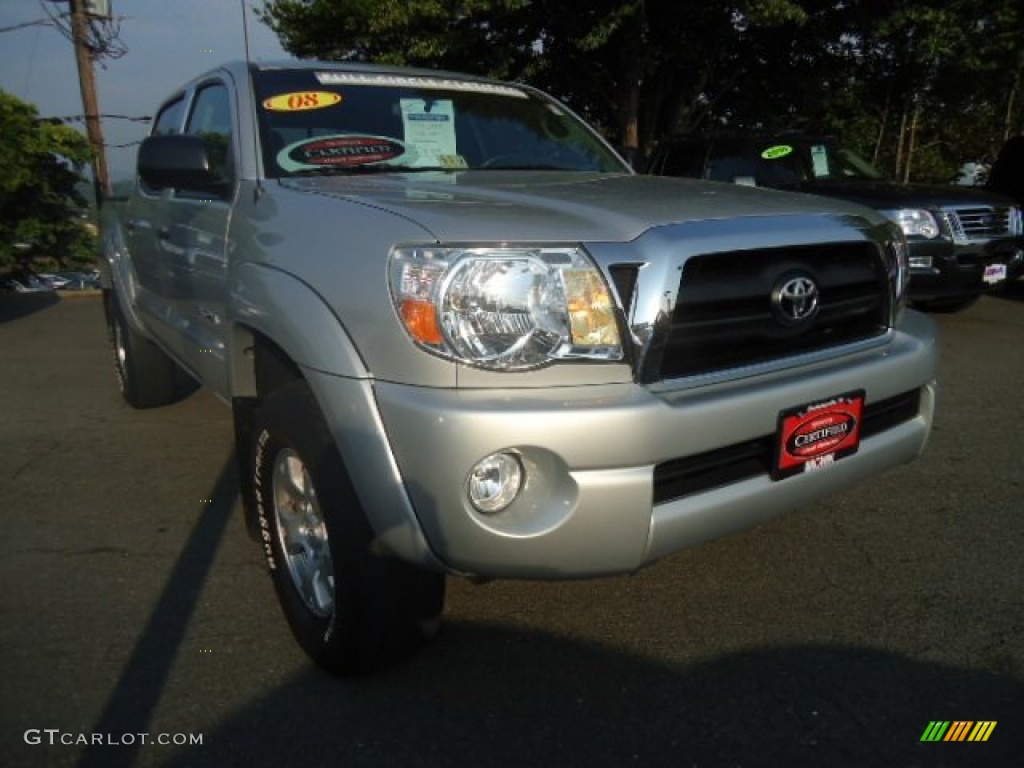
[227,262,370,400]
[227,264,370,542]
[226,265,443,571]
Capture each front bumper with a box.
[908,238,1023,300]
[312,312,937,580]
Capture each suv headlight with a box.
[389,245,622,370]
[1010,206,1023,236]
[881,208,940,239]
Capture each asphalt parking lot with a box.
[1,289,1022,767]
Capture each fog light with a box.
[909,255,933,269]
[468,452,523,514]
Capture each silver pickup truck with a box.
[100,60,938,675]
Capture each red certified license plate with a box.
[773,390,864,480]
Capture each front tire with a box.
[251,380,445,675]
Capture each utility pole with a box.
[68,0,111,201]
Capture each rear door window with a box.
[151,96,185,136]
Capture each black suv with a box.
[646,133,1024,312]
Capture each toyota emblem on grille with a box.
[772,275,820,325]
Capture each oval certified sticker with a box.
[761,144,794,160]
[285,135,406,168]
[262,91,342,112]
[785,411,858,458]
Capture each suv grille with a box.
[944,206,1014,242]
[649,242,889,381]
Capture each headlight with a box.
[881,208,940,239]
[389,245,622,370]
[1010,206,1023,236]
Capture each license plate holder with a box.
[983,263,1007,285]
[773,390,865,480]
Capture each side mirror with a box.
[137,134,226,194]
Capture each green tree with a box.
[0,89,96,275]
[257,0,1021,181]
[256,0,808,155]
[737,0,1024,182]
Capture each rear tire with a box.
[251,380,445,675]
[105,291,186,408]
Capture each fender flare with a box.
[228,262,369,393]
[227,264,445,571]
[99,213,150,337]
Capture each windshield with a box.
[751,139,886,185]
[251,68,628,177]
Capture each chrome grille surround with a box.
[585,214,905,389]
[942,206,1016,243]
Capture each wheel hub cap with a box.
[272,449,335,618]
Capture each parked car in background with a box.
[986,136,1024,282]
[988,136,1024,206]
[2,275,55,293]
[36,273,71,290]
[54,271,102,290]
[646,132,1024,311]
[1,271,100,293]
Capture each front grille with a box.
[652,389,922,504]
[944,206,1014,242]
[651,242,889,382]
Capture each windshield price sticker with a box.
[276,134,410,172]
[400,99,457,167]
[773,390,864,480]
[262,91,342,112]
[761,144,794,160]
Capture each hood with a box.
[278,171,879,242]
[792,178,1018,210]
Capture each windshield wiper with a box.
[289,164,460,177]
[479,163,580,171]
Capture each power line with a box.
[0,18,54,33]
[48,113,152,123]
[36,0,128,60]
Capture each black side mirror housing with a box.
[137,134,225,193]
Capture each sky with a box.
[0,0,293,181]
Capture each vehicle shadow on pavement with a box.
[0,292,60,323]
[75,456,240,768]
[65,453,1022,768]
[159,628,1022,768]
[70,440,1024,768]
